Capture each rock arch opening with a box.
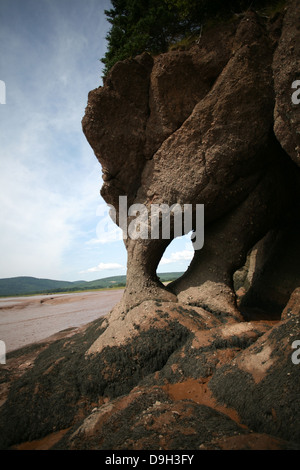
[156,233,194,286]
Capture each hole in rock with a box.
[156,233,194,285]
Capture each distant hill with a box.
[0,273,183,297]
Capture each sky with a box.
[0,0,194,282]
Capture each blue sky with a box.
[0,0,194,282]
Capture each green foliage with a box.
[101,0,181,75]
[101,0,286,75]
[0,273,183,297]
[0,276,74,297]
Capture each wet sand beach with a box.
[0,289,124,352]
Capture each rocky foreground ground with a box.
[0,287,299,450]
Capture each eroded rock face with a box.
[82,52,153,208]
[273,0,300,166]
[209,314,300,443]
[82,5,300,319]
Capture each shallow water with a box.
[0,290,124,352]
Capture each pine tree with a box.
[101,0,285,76]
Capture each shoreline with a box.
[0,286,125,300]
[0,289,124,353]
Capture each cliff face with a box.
[0,0,299,451]
[82,4,300,319]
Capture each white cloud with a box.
[80,263,125,274]
[0,0,113,280]
[160,249,194,265]
[0,153,98,278]
[86,206,124,245]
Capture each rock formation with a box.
[82,4,300,319]
[0,0,299,451]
